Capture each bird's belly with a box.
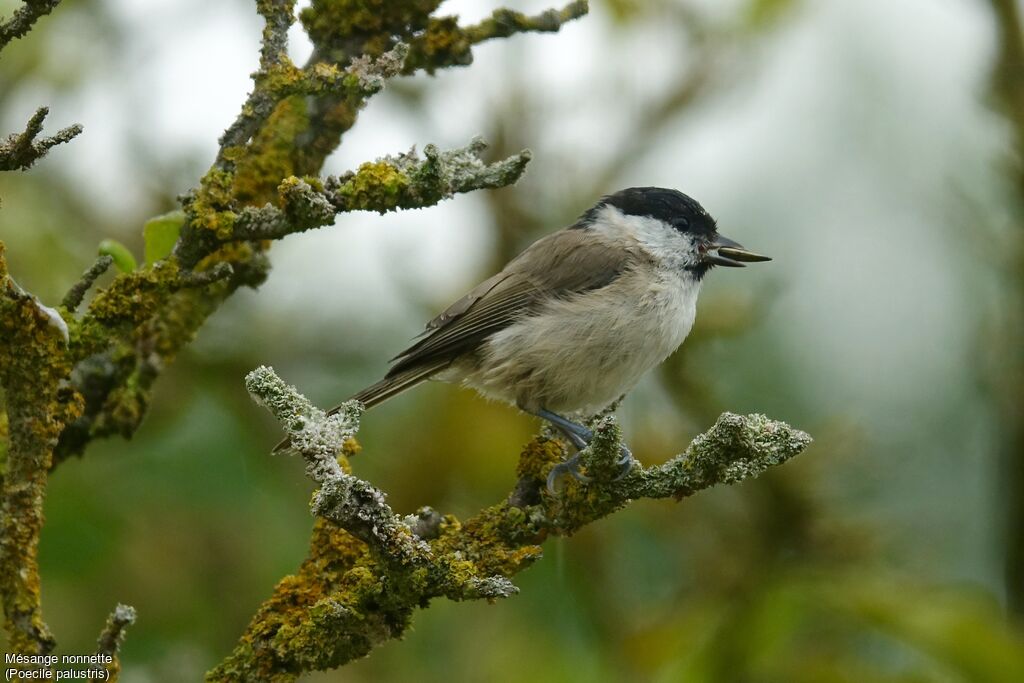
[462,275,698,414]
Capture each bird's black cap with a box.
[575,187,717,236]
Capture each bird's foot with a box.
[539,408,637,493]
[614,443,636,480]
[546,451,591,493]
[545,443,635,493]
[543,418,591,494]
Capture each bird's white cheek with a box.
[589,205,701,266]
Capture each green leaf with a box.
[98,239,137,273]
[143,210,184,265]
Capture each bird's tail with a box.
[271,360,449,453]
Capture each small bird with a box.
[276,187,770,489]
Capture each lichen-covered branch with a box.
[214,0,293,164]
[62,0,584,462]
[58,0,581,461]
[230,138,532,242]
[61,255,113,312]
[0,244,79,654]
[211,366,810,681]
[246,368,427,567]
[215,7,408,173]
[0,0,60,51]
[92,603,136,682]
[403,1,589,74]
[1,0,585,666]
[0,107,82,172]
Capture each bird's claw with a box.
[546,453,591,495]
[614,444,636,480]
[545,444,635,494]
[538,408,638,494]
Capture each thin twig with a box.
[177,262,234,288]
[91,603,136,682]
[0,107,83,172]
[404,1,590,74]
[0,0,61,51]
[61,255,113,311]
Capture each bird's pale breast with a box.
[456,265,700,414]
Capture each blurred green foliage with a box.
[1,0,1022,680]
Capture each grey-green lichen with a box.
[0,106,82,172]
[403,1,590,74]
[1,0,592,669]
[61,0,569,467]
[543,411,814,532]
[215,366,811,681]
[61,255,114,312]
[300,0,441,50]
[231,138,532,242]
[0,0,63,51]
[258,43,409,102]
[93,603,136,682]
[0,243,81,654]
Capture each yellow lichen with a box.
[233,98,310,206]
[336,160,411,211]
[516,436,563,480]
[1,243,84,653]
[300,0,442,48]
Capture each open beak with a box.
[703,235,772,268]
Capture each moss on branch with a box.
[404,1,590,74]
[228,138,532,242]
[211,366,810,681]
[0,244,80,654]
[0,0,588,667]
[61,255,114,312]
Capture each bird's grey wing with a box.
[387,229,632,376]
[421,270,510,332]
[510,227,642,292]
[387,273,540,375]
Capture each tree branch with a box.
[404,1,589,74]
[61,255,113,312]
[210,366,810,680]
[0,0,585,665]
[0,245,79,654]
[0,107,82,172]
[0,0,61,52]
[92,603,136,682]
[56,0,578,465]
[215,5,409,173]
[230,138,532,242]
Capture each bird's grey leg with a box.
[534,409,591,490]
[533,408,636,493]
[536,409,592,446]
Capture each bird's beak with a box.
[703,235,772,268]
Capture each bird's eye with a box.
[673,217,690,231]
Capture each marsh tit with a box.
[276,187,770,490]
